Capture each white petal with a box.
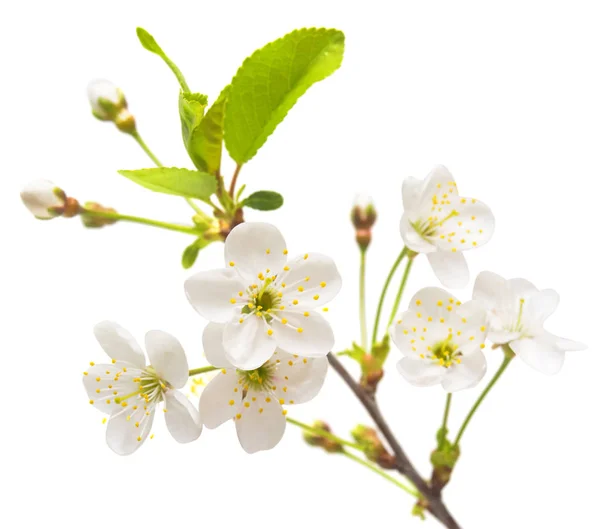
[390,310,448,358]
[408,287,457,317]
[93,321,146,368]
[420,165,458,202]
[441,350,487,392]
[272,311,334,357]
[278,253,342,309]
[272,352,328,404]
[433,198,495,253]
[163,390,203,443]
[527,289,559,323]
[506,278,539,298]
[427,251,469,288]
[510,336,565,375]
[202,323,233,368]
[106,404,155,456]
[223,316,276,370]
[453,300,488,349]
[145,330,188,389]
[472,271,507,310]
[87,79,120,115]
[83,363,140,414]
[20,179,64,219]
[402,176,425,211]
[488,330,521,344]
[200,371,240,428]
[400,214,436,253]
[184,269,246,323]
[235,393,286,454]
[551,335,586,351]
[396,357,445,387]
[224,222,287,282]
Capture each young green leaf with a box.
[179,91,209,163]
[182,237,212,269]
[186,87,229,175]
[242,190,284,211]
[225,27,345,164]
[118,168,217,200]
[136,27,190,92]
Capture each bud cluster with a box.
[302,421,344,453]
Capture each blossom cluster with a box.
[68,165,585,455]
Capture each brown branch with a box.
[228,164,242,197]
[327,353,461,529]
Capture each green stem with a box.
[453,349,514,446]
[371,247,407,348]
[82,209,202,236]
[229,164,242,197]
[188,366,219,377]
[340,451,420,498]
[359,249,368,350]
[442,393,452,432]
[386,257,414,328]
[286,417,363,451]
[131,131,203,215]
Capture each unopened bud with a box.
[302,421,343,453]
[21,180,70,220]
[87,79,136,134]
[351,424,396,469]
[351,194,376,250]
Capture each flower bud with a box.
[351,193,377,250]
[87,79,136,134]
[302,421,343,453]
[81,202,118,228]
[351,424,396,469]
[21,180,67,219]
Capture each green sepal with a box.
[338,342,366,364]
[224,27,345,164]
[182,237,212,269]
[242,190,284,211]
[136,27,190,91]
[117,167,217,201]
[370,334,391,370]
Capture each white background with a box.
[1,1,598,527]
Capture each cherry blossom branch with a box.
[327,353,461,529]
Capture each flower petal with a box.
[200,371,240,428]
[400,214,437,253]
[106,404,155,456]
[433,198,495,253]
[441,350,487,392]
[145,330,188,389]
[223,316,276,370]
[272,311,334,357]
[427,250,469,288]
[487,330,521,344]
[402,176,425,211]
[185,269,247,324]
[224,222,287,282]
[510,336,566,375]
[83,363,140,414]
[278,253,342,308]
[420,165,458,202]
[235,392,286,454]
[527,289,559,323]
[506,278,539,298]
[396,357,445,387]
[408,287,457,317]
[163,390,203,443]
[472,271,508,310]
[93,321,145,368]
[390,310,448,358]
[272,351,328,404]
[202,323,233,368]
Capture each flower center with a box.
[237,362,276,393]
[115,366,167,406]
[411,210,459,242]
[421,336,462,368]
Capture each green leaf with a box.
[136,27,190,91]
[187,87,229,174]
[224,27,345,164]
[337,342,366,363]
[179,91,209,163]
[242,190,284,211]
[182,238,211,269]
[118,168,217,200]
